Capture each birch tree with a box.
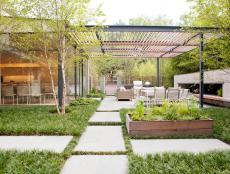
[2,0,104,114]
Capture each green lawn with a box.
[129,151,230,174]
[0,100,99,136]
[0,99,99,173]
[204,107,230,143]
[0,151,64,174]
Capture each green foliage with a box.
[171,0,230,76]
[130,100,207,121]
[0,151,63,174]
[0,101,99,136]
[217,88,223,97]
[205,107,230,143]
[69,97,99,106]
[93,57,126,75]
[130,101,145,121]
[87,88,105,99]
[129,151,230,174]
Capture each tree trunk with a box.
[60,34,66,115]
[44,46,60,114]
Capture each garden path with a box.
[61,97,129,174]
[97,96,135,111]
[61,96,230,174]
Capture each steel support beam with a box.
[81,59,84,97]
[157,57,160,87]
[58,53,63,107]
[74,61,77,99]
[78,61,81,96]
[199,33,204,108]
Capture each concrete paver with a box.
[97,96,135,111]
[0,136,73,153]
[74,126,126,152]
[89,112,121,123]
[131,139,230,155]
[60,155,128,174]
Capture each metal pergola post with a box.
[74,61,77,99]
[199,33,204,108]
[81,59,84,97]
[157,57,160,87]
[78,61,81,96]
[58,53,63,107]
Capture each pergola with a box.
[70,25,221,108]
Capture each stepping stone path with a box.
[89,112,121,123]
[97,96,135,111]
[60,155,128,174]
[61,96,230,174]
[0,136,73,153]
[62,97,129,174]
[131,139,230,155]
[74,126,126,153]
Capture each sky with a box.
[90,0,190,25]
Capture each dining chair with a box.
[17,85,30,104]
[2,85,15,104]
[167,88,180,102]
[30,85,42,104]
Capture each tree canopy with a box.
[171,0,230,75]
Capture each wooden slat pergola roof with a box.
[70,25,221,59]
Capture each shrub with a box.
[87,88,105,99]
[69,98,98,106]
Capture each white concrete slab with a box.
[131,139,230,155]
[97,96,135,111]
[0,136,73,153]
[61,155,128,174]
[75,126,126,152]
[89,112,121,123]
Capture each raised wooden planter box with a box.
[126,114,213,137]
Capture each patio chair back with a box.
[17,85,29,96]
[167,88,180,102]
[180,89,189,100]
[30,85,41,96]
[154,87,166,104]
[2,85,14,97]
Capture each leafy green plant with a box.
[217,88,222,97]
[176,102,190,116]
[131,100,208,121]
[130,101,145,121]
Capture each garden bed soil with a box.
[126,114,213,137]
